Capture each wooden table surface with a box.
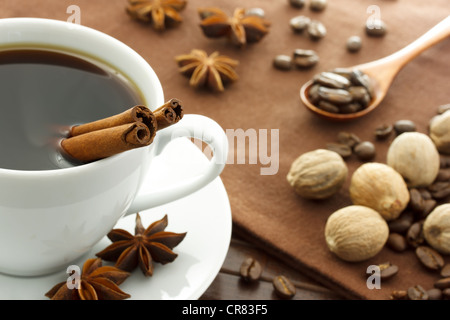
[199,231,343,300]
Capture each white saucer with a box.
[0,138,232,300]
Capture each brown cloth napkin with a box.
[2,0,449,300]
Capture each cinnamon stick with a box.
[153,98,184,130]
[61,122,154,163]
[69,105,156,137]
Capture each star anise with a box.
[96,213,186,277]
[45,258,130,300]
[126,0,187,31]
[199,7,270,47]
[175,49,239,92]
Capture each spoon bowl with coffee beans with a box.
[300,16,450,121]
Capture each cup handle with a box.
[125,114,228,215]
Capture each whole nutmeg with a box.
[423,204,450,254]
[387,132,440,187]
[287,149,348,199]
[325,205,389,262]
[429,110,450,154]
[349,162,409,221]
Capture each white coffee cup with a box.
[0,18,228,276]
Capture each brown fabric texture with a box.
[2,0,449,299]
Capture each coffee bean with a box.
[427,288,442,300]
[366,19,387,37]
[416,246,444,271]
[375,124,393,140]
[318,100,339,113]
[390,290,407,300]
[307,20,327,40]
[315,72,351,89]
[409,188,424,212]
[289,0,306,9]
[318,87,352,104]
[339,103,363,114]
[245,8,265,18]
[293,49,319,68]
[337,132,361,149]
[394,120,416,135]
[429,182,450,199]
[441,264,450,278]
[346,36,362,52]
[441,156,450,168]
[436,168,450,182]
[418,188,433,200]
[348,86,368,101]
[273,275,296,299]
[308,84,321,104]
[239,257,262,282]
[378,262,399,280]
[326,143,352,158]
[273,55,293,70]
[354,141,376,161]
[331,68,354,81]
[351,69,374,98]
[407,285,428,300]
[420,199,437,219]
[387,233,408,252]
[290,15,311,33]
[388,211,414,234]
[406,221,425,248]
[434,278,450,289]
[437,104,450,115]
[309,0,327,11]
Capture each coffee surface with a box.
[0,48,142,170]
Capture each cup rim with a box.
[0,17,164,176]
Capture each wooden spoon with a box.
[300,16,450,121]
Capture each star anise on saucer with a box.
[175,49,239,92]
[45,258,131,300]
[96,213,186,277]
[198,7,270,47]
[126,0,187,31]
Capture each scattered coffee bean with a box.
[390,290,407,300]
[273,55,293,70]
[289,0,305,9]
[239,257,262,282]
[309,0,327,11]
[307,20,327,40]
[407,285,428,300]
[346,36,362,52]
[428,181,450,199]
[416,246,444,271]
[374,124,393,140]
[337,132,360,149]
[388,211,414,234]
[420,199,437,219]
[427,288,443,300]
[394,120,416,135]
[365,19,387,37]
[409,188,424,213]
[387,233,408,252]
[441,264,450,278]
[406,221,424,248]
[434,278,450,289]
[437,104,450,114]
[378,262,399,280]
[290,15,311,33]
[318,87,352,104]
[436,168,450,182]
[354,141,376,161]
[293,49,319,68]
[245,8,265,18]
[326,143,352,158]
[273,275,296,299]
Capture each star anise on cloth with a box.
[126,0,187,31]
[198,7,270,47]
[96,213,186,277]
[45,258,131,300]
[175,49,239,92]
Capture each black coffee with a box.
[0,48,143,170]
